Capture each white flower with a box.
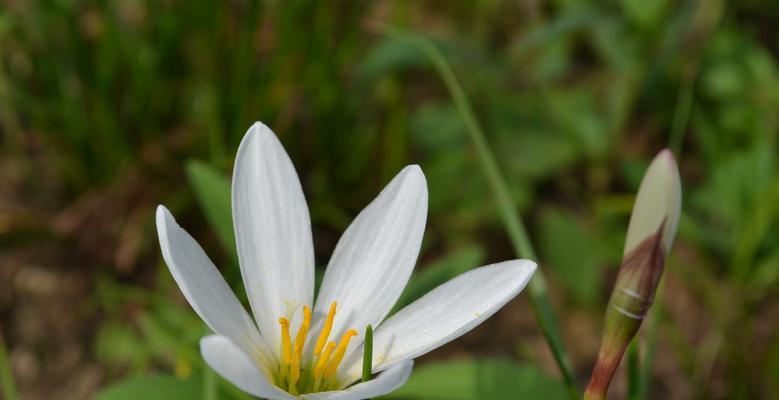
[156,122,537,399]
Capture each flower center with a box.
[277,302,357,395]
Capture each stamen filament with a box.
[312,341,336,392]
[323,329,358,379]
[288,306,312,394]
[314,302,338,356]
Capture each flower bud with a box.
[585,149,682,400]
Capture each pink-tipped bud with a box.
[585,149,682,400]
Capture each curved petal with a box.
[338,260,536,382]
[156,206,272,365]
[313,166,427,351]
[302,360,414,400]
[200,335,295,400]
[232,122,315,355]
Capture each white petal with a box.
[200,335,295,400]
[156,206,272,365]
[624,149,682,255]
[338,260,536,382]
[232,122,315,354]
[302,361,414,400]
[313,166,427,350]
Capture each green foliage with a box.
[185,160,236,255]
[95,375,202,400]
[539,208,619,305]
[3,0,779,398]
[382,359,567,400]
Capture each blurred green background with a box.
[1,0,778,399]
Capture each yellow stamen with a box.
[288,306,312,393]
[314,302,338,356]
[323,329,358,379]
[312,341,336,392]
[278,318,291,384]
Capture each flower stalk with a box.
[585,149,682,400]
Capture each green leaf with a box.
[393,246,484,313]
[95,374,201,400]
[539,207,617,305]
[382,359,568,400]
[185,160,235,256]
[620,0,668,29]
[357,37,437,83]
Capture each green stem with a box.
[627,339,641,400]
[375,23,578,399]
[204,366,218,400]
[640,324,657,399]
[0,333,19,400]
[640,280,664,399]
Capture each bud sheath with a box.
[585,150,681,399]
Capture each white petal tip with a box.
[156,204,170,220]
[657,148,676,164]
[399,165,428,196]
[240,121,274,148]
[403,164,423,173]
[514,259,538,275]
[248,121,274,136]
[398,164,426,184]
[504,259,537,290]
[624,149,682,255]
[156,205,174,234]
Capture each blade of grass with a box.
[373,23,578,399]
[0,333,19,400]
[668,65,696,156]
[204,366,217,400]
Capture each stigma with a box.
[277,302,358,394]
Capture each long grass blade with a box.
[373,23,578,399]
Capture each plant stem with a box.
[640,281,663,399]
[204,367,218,400]
[627,339,641,400]
[0,333,19,400]
[374,23,578,399]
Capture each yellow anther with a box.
[323,329,358,379]
[294,306,312,352]
[278,318,292,365]
[288,306,312,393]
[314,302,337,356]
